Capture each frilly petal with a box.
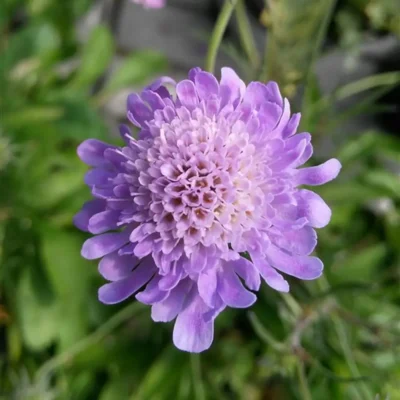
[295,159,342,186]
[73,199,106,232]
[266,245,323,280]
[151,280,192,322]
[173,289,214,353]
[77,139,113,167]
[81,230,130,260]
[98,258,155,304]
[217,268,257,308]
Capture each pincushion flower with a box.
[75,67,341,353]
[132,0,166,9]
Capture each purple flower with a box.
[131,0,166,9]
[75,67,341,353]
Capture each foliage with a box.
[1,1,399,399]
[260,0,336,97]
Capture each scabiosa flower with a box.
[75,67,341,353]
[131,0,166,9]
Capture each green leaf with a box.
[16,268,59,351]
[34,23,61,61]
[100,376,134,400]
[40,227,94,349]
[315,182,383,204]
[364,170,400,199]
[132,347,189,400]
[0,25,38,78]
[7,323,22,363]
[40,227,93,300]
[55,300,91,351]
[334,71,400,101]
[337,132,378,165]
[384,212,400,250]
[70,25,114,90]
[68,371,96,400]
[27,153,88,210]
[1,107,64,130]
[101,51,167,95]
[52,95,109,140]
[28,0,53,15]
[329,243,388,284]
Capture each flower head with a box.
[132,0,166,9]
[75,67,341,352]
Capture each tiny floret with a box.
[75,67,341,352]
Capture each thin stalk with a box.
[297,360,313,400]
[235,0,260,69]
[334,71,400,101]
[248,312,285,352]
[280,292,302,317]
[332,316,372,400]
[259,0,271,82]
[311,71,400,114]
[205,0,238,74]
[191,354,206,400]
[35,302,144,387]
[301,0,337,113]
[318,277,372,400]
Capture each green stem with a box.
[333,316,372,400]
[301,0,337,113]
[191,354,206,400]
[318,277,372,400]
[35,302,144,388]
[235,0,260,70]
[259,0,272,82]
[297,360,313,400]
[334,71,400,101]
[248,312,285,352]
[280,292,302,317]
[205,0,238,74]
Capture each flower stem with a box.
[259,1,271,82]
[235,0,260,70]
[191,354,206,400]
[280,292,302,316]
[205,0,238,74]
[248,311,285,352]
[35,302,144,388]
[297,360,313,400]
[332,315,372,400]
[301,0,337,112]
[318,276,372,400]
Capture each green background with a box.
[0,0,399,399]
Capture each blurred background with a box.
[0,0,399,399]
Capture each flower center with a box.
[135,111,265,254]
